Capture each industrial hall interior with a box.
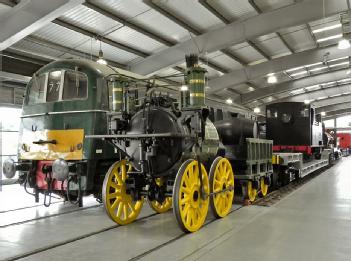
[1,0,351,260]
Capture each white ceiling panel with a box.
[254,35,291,58]
[228,43,266,65]
[60,5,122,35]
[156,0,225,32]
[207,0,256,21]
[255,0,295,12]
[33,23,90,49]
[77,40,139,64]
[107,26,166,54]
[89,0,149,18]
[210,54,243,71]
[131,9,190,42]
[12,39,65,59]
[280,27,316,52]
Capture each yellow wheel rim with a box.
[173,159,209,233]
[247,181,257,202]
[102,160,143,225]
[148,178,172,213]
[210,157,234,218]
[260,177,269,197]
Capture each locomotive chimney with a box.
[185,54,206,108]
[109,77,124,112]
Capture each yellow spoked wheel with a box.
[242,181,257,202]
[173,159,209,233]
[102,160,144,225]
[260,177,269,197]
[148,178,172,213]
[209,157,234,218]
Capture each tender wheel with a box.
[209,157,234,218]
[173,159,209,233]
[148,178,172,213]
[102,160,143,225]
[260,177,269,197]
[242,181,257,202]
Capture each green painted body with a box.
[19,59,121,192]
[186,66,206,108]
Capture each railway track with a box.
[128,206,244,261]
[254,165,331,207]
[1,162,337,261]
[4,212,159,261]
[0,204,101,228]
[0,201,63,214]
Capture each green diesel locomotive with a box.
[2,59,141,206]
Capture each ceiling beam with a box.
[141,0,245,73]
[53,19,149,58]
[1,50,49,66]
[20,36,128,69]
[0,71,31,83]
[270,83,351,103]
[83,1,176,47]
[316,102,351,113]
[313,94,351,108]
[323,108,351,120]
[208,44,349,93]
[0,0,85,51]
[247,40,271,60]
[198,0,229,24]
[248,0,294,54]
[241,68,351,103]
[132,0,347,75]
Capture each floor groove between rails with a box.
[0,204,101,228]
[128,206,244,261]
[4,213,159,261]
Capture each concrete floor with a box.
[0,157,351,261]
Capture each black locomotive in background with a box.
[266,102,324,160]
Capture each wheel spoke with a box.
[108,191,121,200]
[180,196,190,205]
[123,203,128,219]
[109,182,121,190]
[116,201,123,217]
[128,202,135,214]
[121,164,127,182]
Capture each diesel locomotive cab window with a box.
[28,74,46,104]
[46,71,62,102]
[62,71,88,100]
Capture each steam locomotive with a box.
[88,55,272,232]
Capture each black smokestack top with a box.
[185,54,199,68]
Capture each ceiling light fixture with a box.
[226,98,233,104]
[267,73,277,84]
[290,71,308,77]
[317,34,343,43]
[304,100,310,104]
[321,111,326,116]
[312,23,342,33]
[253,107,260,113]
[338,38,351,49]
[97,41,107,65]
